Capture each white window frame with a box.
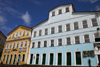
[34,31,36,37]
[91,18,98,27]
[58,38,62,46]
[51,27,55,34]
[74,36,80,44]
[23,30,25,36]
[50,39,54,47]
[66,37,71,45]
[45,28,48,35]
[66,23,70,31]
[58,25,62,33]
[39,30,42,36]
[83,34,90,43]
[38,41,41,48]
[74,22,79,30]
[82,20,88,28]
[44,41,47,47]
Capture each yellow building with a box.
[1,25,31,65]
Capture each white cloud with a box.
[0,16,7,25]
[78,0,98,3]
[95,5,100,11]
[0,26,12,32]
[34,1,42,5]
[21,11,31,26]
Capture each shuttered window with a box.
[66,37,71,45]
[84,35,90,43]
[51,27,55,34]
[66,24,70,31]
[92,18,98,27]
[58,39,62,46]
[58,25,62,33]
[74,22,79,30]
[82,20,88,28]
[75,36,80,44]
[44,41,47,47]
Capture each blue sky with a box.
[0,0,100,36]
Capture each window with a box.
[94,33,99,38]
[22,54,25,61]
[38,42,40,48]
[23,30,25,36]
[13,43,15,48]
[27,31,29,35]
[76,52,81,65]
[74,22,79,30]
[51,40,54,47]
[0,38,1,42]
[9,35,11,39]
[16,42,19,48]
[58,39,62,46]
[44,41,47,47]
[66,37,71,45]
[20,42,23,48]
[51,27,55,34]
[66,24,70,31]
[39,30,42,36]
[82,20,88,28]
[12,33,15,38]
[58,9,62,14]
[24,41,27,47]
[91,18,98,27]
[66,7,69,12]
[58,53,62,65]
[58,25,62,33]
[36,54,39,64]
[49,53,54,65]
[30,54,33,64]
[6,44,9,49]
[19,31,21,36]
[75,36,80,44]
[34,31,36,37]
[84,34,90,43]
[9,43,12,49]
[45,29,48,35]
[52,11,55,16]
[16,32,18,37]
[32,42,35,48]
[42,54,46,65]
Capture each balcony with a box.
[5,49,7,53]
[19,48,22,52]
[23,48,26,52]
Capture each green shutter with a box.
[50,54,53,65]
[22,54,25,61]
[67,53,71,65]
[42,54,46,65]
[58,53,62,65]
[76,52,81,65]
[13,55,16,64]
[36,54,39,64]
[18,55,20,61]
[30,54,33,64]
[3,55,5,61]
[9,55,12,64]
[6,55,9,64]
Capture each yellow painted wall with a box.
[1,26,31,65]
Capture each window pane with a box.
[45,29,48,35]
[82,20,88,28]
[66,8,69,12]
[94,33,99,38]
[38,42,40,48]
[92,18,98,26]
[34,31,36,37]
[66,37,71,45]
[75,36,80,44]
[58,39,62,46]
[51,27,55,34]
[58,26,62,33]
[32,42,35,48]
[74,22,78,30]
[51,40,54,46]
[44,41,47,47]
[22,54,25,61]
[66,24,70,31]
[52,11,55,16]
[39,30,42,36]
[59,9,62,14]
[84,35,90,43]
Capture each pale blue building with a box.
[28,3,100,66]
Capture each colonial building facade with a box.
[28,4,100,66]
[1,25,31,65]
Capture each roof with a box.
[8,25,31,35]
[0,31,6,38]
[49,3,75,12]
[72,11,99,13]
[31,19,48,29]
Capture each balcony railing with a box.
[19,48,22,52]
[5,49,7,53]
[23,48,26,52]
